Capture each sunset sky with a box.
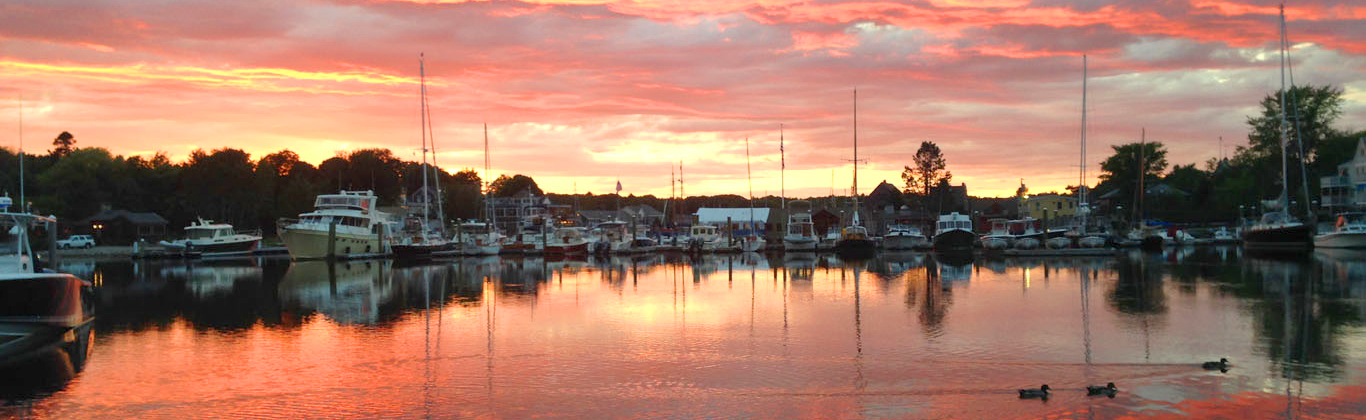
[2,0,1364,198]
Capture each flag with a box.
[616,180,622,193]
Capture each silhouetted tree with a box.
[51,131,76,158]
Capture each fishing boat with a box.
[0,195,96,372]
[591,220,632,254]
[834,90,876,258]
[391,54,450,259]
[160,217,262,256]
[782,200,819,251]
[278,190,392,260]
[456,220,503,256]
[1244,6,1313,250]
[1314,213,1366,248]
[883,224,929,250]
[544,226,590,255]
[687,224,726,253]
[932,212,975,253]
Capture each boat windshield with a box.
[0,225,20,255]
[187,229,216,240]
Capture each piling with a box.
[47,219,57,270]
[327,220,338,260]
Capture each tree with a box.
[35,147,120,219]
[180,148,256,226]
[1245,85,1344,164]
[445,169,484,220]
[902,141,951,197]
[51,131,76,158]
[489,174,542,198]
[1096,142,1167,213]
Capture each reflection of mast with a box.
[1081,265,1092,365]
[852,264,865,390]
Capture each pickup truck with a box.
[57,235,96,249]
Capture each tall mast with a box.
[1137,128,1145,225]
[745,137,755,235]
[483,123,491,224]
[17,93,23,211]
[419,54,431,230]
[423,57,445,232]
[1282,4,1312,219]
[1079,54,1088,232]
[852,89,859,226]
[780,124,786,210]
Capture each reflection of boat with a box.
[1314,213,1366,249]
[278,260,392,325]
[158,261,263,299]
[278,190,391,260]
[0,197,96,384]
[160,217,262,256]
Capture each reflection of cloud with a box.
[3,0,1364,196]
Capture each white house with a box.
[1321,137,1366,212]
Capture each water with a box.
[3,247,1365,419]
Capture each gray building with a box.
[1322,138,1366,212]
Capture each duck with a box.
[1086,382,1117,397]
[1202,358,1230,370]
[1018,384,1050,399]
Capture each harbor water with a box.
[3,247,1365,419]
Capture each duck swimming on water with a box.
[1086,382,1117,397]
[1202,358,1230,370]
[1018,384,1050,399]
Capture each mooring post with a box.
[47,219,58,270]
[327,220,338,260]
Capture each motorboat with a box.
[932,212,975,253]
[278,190,392,260]
[0,196,96,373]
[883,224,929,250]
[591,220,632,254]
[455,220,503,256]
[739,234,766,253]
[1315,213,1366,248]
[782,201,819,251]
[686,224,726,253]
[544,226,590,255]
[160,217,262,256]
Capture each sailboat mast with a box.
[852,89,859,225]
[419,54,431,230]
[1277,4,1290,214]
[483,123,491,224]
[1282,5,1313,220]
[423,60,445,232]
[17,94,23,211]
[1079,54,1087,231]
[746,137,754,235]
[780,124,786,210]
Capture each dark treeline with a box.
[0,138,487,233]
[1095,84,1364,223]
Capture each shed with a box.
[80,209,169,244]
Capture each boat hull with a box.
[545,242,589,255]
[783,236,819,251]
[279,228,386,260]
[1314,232,1366,249]
[186,238,260,255]
[391,243,444,260]
[1244,225,1313,249]
[933,230,975,253]
[834,239,877,259]
[883,236,928,250]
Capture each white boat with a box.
[739,235,766,252]
[783,201,819,251]
[160,217,262,256]
[544,226,590,255]
[0,194,96,372]
[278,190,392,260]
[687,224,726,252]
[1315,213,1366,248]
[591,220,632,254]
[883,224,929,250]
[738,137,766,254]
[1046,236,1072,249]
[455,221,503,256]
[982,236,1010,250]
[1211,227,1240,244]
[1014,237,1042,250]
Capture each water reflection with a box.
[2,250,1363,419]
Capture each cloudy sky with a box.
[2,0,1363,197]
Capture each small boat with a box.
[982,236,1010,250]
[1045,236,1072,249]
[782,201,819,251]
[160,217,262,256]
[1315,212,1366,248]
[545,226,590,255]
[1210,226,1240,244]
[591,220,632,254]
[932,212,975,253]
[687,224,726,253]
[455,220,503,256]
[1015,237,1042,250]
[278,190,393,260]
[883,224,930,250]
[834,90,877,259]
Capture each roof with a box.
[82,209,168,225]
[694,207,770,224]
[621,204,663,218]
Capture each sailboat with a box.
[455,124,505,256]
[740,138,766,252]
[392,54,450,259]
[1244,5,1313,250]
[834,90,877,258]
[1055,55,1106,249]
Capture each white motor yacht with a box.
[278,190,392,260]
[1315,213,1366,248]
[883,224,929,250]
[782,201,819,251]
[161,217,262,256]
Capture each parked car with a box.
[57,234,96,249]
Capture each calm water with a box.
[3,247,1365,419]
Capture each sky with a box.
[1,0,1364,198]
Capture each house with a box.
[621,204,665,226]
[1321,137,1366,212]
[1020,193,1077,221]
[79,209,169,244]
[490,188,550,232]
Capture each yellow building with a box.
[1020,193,1077,220]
